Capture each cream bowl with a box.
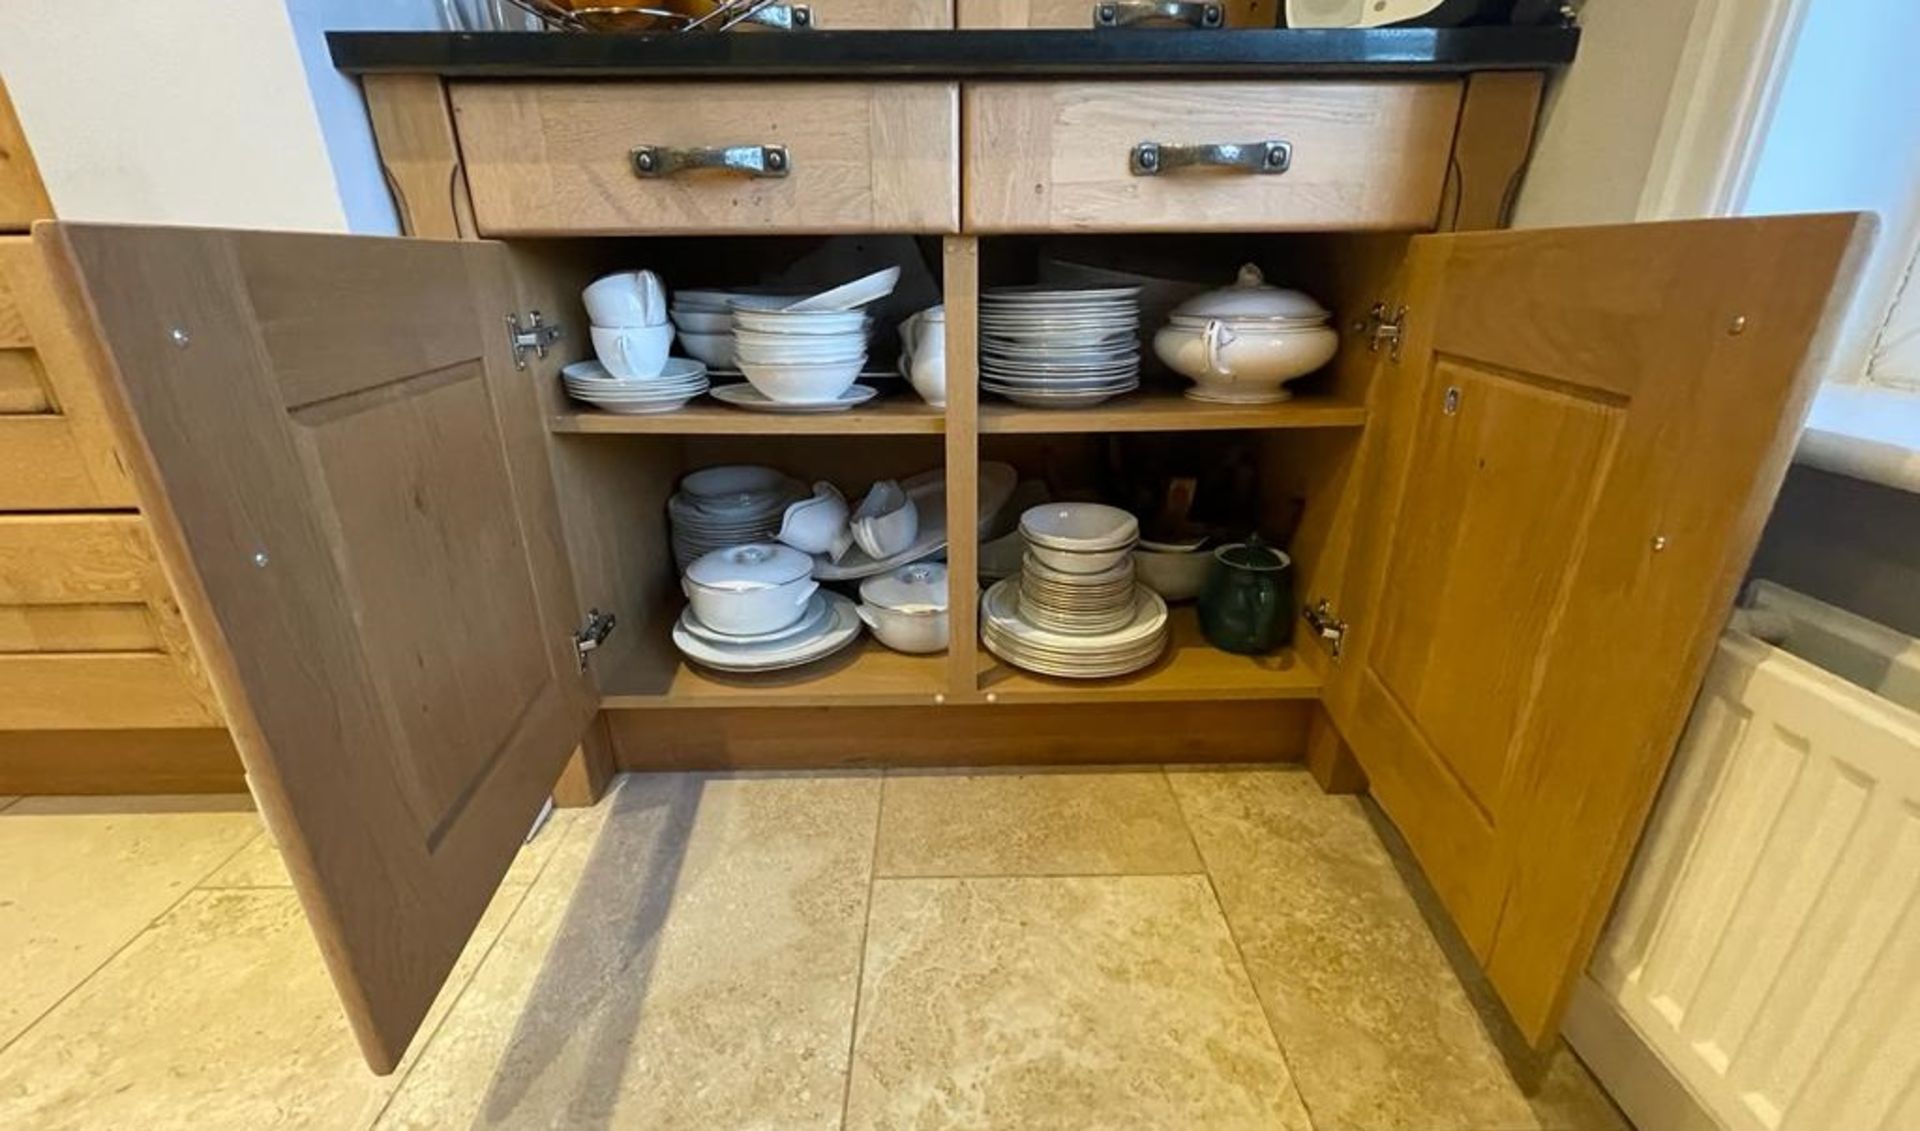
[1026,542,1132,575]
[738,358,864,404]
[1020,503,1139,552]
[1153,319,1339,403]
[1133,547,1212,602]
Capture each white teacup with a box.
[591,324,673,379]
[583,270,666,327]
[898,305,947,407]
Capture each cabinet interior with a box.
[504,229,1410,713]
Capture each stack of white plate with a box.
[981,503,1169,679]
[666,465,806,569]
[561,358,708,415]
[673,591,864,673]
[979,286,1142,408]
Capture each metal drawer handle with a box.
[1130,141,1292,177]
[631,144,791,179]
[1093,1,1223,28]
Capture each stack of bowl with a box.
[980,503,1170,679]
[666,465,806,570]
[731,306,872,407]
[669,289,801,371]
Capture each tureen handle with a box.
[1203,318,1237,378]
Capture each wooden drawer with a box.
[810,0,952,27]
[964,81,1463,232]
[452,81,960,235]
[0,653,219,728]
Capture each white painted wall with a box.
[0,1,349,230]
[0,0,442,233]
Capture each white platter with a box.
[672,591,862,672]
[709,383,879,413]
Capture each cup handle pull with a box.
[1130,141,1291,177]
[631,144,791,179]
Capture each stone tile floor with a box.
[0,769,1632,1130]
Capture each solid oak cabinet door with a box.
[1324,214,1865,1047]
[47,225,598,1072]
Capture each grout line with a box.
[837,771,888,1131]
[367,808,590,1127]
[0,822,266,1061]
[1160,766,1324,1131]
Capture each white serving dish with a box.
[857,562,949,654]
[1133,547,1212,602]
[1153,321,1338,403]
[813,462,1017,582]
[681,543,819,637]
[851,480,918,559]
[679,591,831,647]
[591,323,674,379]
[672,591,862,673]
[1020,503,1139,551]
[777,481,852,558]
[738,357,865,404]
[783,266,902,312]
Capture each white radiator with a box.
[1565,581,1920,1131]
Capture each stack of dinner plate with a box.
[980,503,1169,678]
[666,465,807,569]
[561,358,709,415]
[979,286,1141,408]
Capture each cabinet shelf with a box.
[600,635,950,709]
[979,391,1366,434]
[550,398,945,436]
[977,607,1323,704]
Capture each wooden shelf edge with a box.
[550,403,947,436]
[980,392,1366,434]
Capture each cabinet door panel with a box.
[48,225,596,1072]
[1327,214,1866,1045]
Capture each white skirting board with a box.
[1568,581,1920,1131]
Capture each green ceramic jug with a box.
[1198,537,1293,655]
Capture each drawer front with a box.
[811,0,953,28]
[0,417,116,510]
[453,81,960,235]
[0,653,219,728]
[957,0,1273,27]
[965,81,1463,232]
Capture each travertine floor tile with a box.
[876,768,1200,876]
[1169,768,1540,1131]
[0,798,257,1046]
[0,878,526,1130]
[1532,1044,1633,1131]
[378,772,880,1130]
[844,875,1312,1131]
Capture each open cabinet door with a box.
[1322,214,1868,1047]
[44,224,599,1072]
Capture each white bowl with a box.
[1133,547,1211,602]
[1027,542,1133,575]
[1153,320,1338,402]
[677,329,736,369]
[857,603,948,654]
[591,323,674,379]
[732,334,868,365]
[1020,503,1140,552]
[738,357,864,404]
[670,309,732,334]
[732,308,869,336]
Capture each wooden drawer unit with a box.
[964,81,1462,232]
[0,514,218,728]
[957,0,1274,27]
[810,0,954,27]
[451,81,960,235]
[0,237,135,510]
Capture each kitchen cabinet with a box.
[28,27,1862,1076]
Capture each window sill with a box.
[1795,383,1920,495]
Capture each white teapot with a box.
[897,304,947,407]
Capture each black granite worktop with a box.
[327,27,1578,80]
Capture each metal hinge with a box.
[1304,598,1348,661]
[1365,302,1406,361]
[572,608,616,671]
[507,311,563,370]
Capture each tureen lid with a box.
[1168,264,1329,323]
[685,543,814,590]
[860,562,950,612]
